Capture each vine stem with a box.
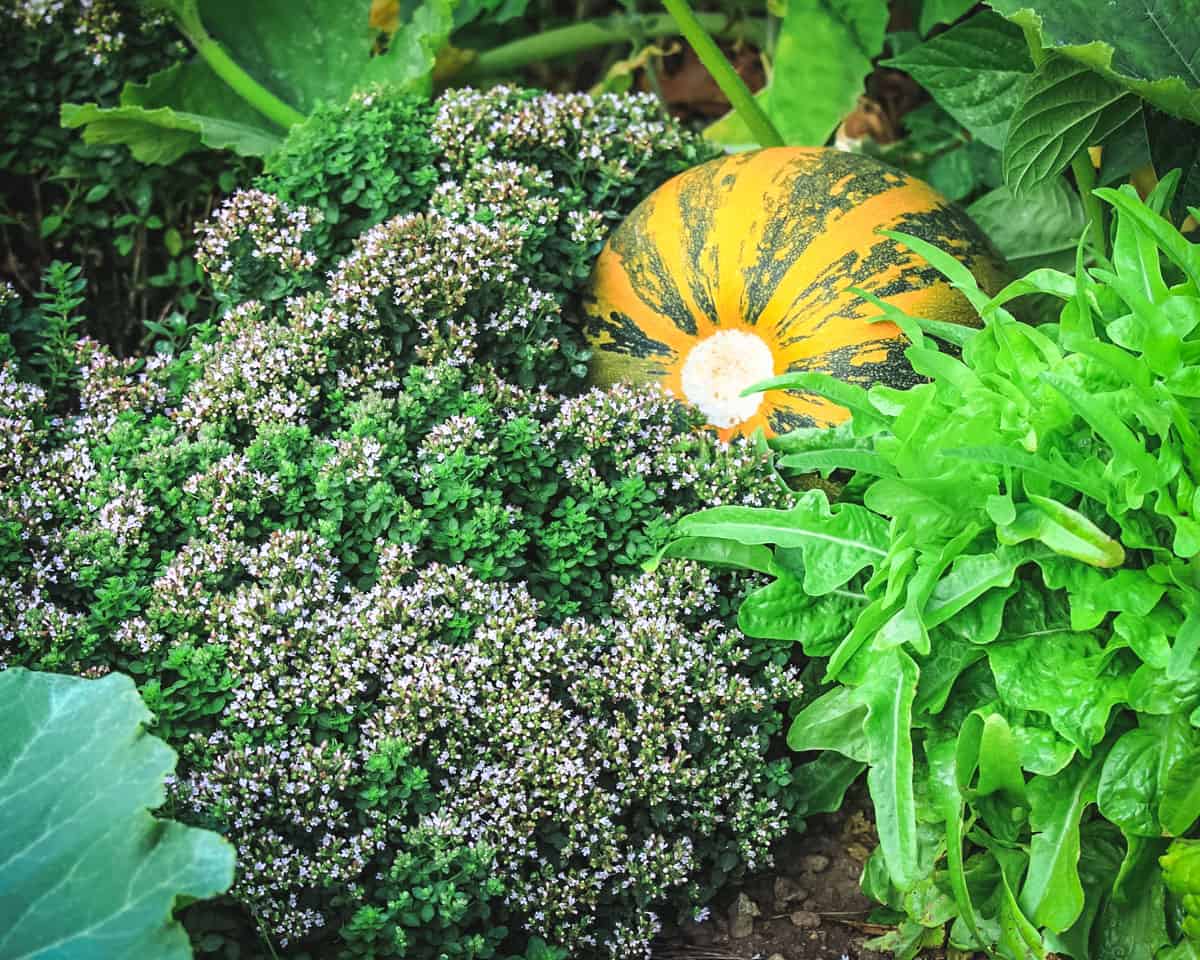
[660,0,783,148]
[167,1,305,129]
[458,13,766,81]
[1020,25,1106,254]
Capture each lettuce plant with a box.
[666,178,1200,958]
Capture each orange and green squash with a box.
[583,146,1007,440]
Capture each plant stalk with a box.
[169,8,305,129]
[458,13,766,80]
[1020,24,1106,254]
[660,0,783,147]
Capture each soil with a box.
[652,792,945,960]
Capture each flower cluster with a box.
[1,85,800,959]
[7,0,166,64]
[195,189,322,312]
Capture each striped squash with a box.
[583,147,1006,440]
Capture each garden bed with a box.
[4,4,1200,960]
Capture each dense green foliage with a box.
[1,86,802,960]
[0,668,234,959]
[1,2,245,356]
[668,183,1200,958]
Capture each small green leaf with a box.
[39,213,64,238]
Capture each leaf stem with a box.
[168,6,305,129]
[458,13,765,80]
[660,0,783,147]
[1020,24,1106,254]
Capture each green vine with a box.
[457,12,766,82]
[659,0,783,148]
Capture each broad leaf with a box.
[787,685,871,761]
[767,0,889,146]
[61,61,284,163]
[885,12,1032,149]
[63,0,453,161]
[967,179,1087,273]
[987,0,1200,125]
[1002,56,1141,193]
[0,669,235,959]
[862,647,921,890]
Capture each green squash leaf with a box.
[0,669,235,959]
[885,12,1032,149]
[918,0,980,35]
[63,0,453,162]
[766,0,889,146]
[1002,56,1141,194]
[61,61,284,164]
[967,179,1087,274]
[986,0,1200,125]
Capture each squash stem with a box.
[458,13,766,80]
[1020,24,1106,255]
[660,0,784,148]
[166,2,305,129]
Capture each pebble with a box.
[790,910,821,929]
[773,875,808,911]
[800,853,831,874]
[729,892,761,939]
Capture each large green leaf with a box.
[967,178,1087,274]
[61,60,284,164]
[195,0,445,112]
[884,12,1033,150]
[1003,55,1141,193]
[0,669,234,959]
[986,0,1200,125]
[765,0,889,146]
[63,0,452,162]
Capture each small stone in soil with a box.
[800,853,831,874]
[846,842,872,862]
[729,892,761,939]
[768,953,787,960]
[790,910,821,929]
[773,875,808,911]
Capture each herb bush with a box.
[669,180,1200,958]
[0,85,803,959]
[1,1,248,356]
